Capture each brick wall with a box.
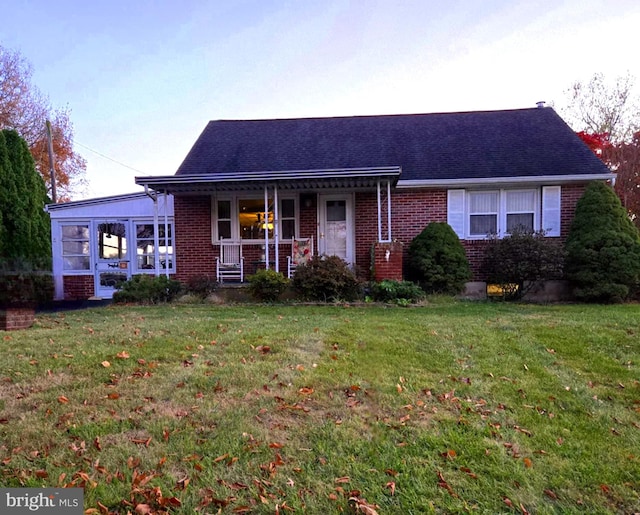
[63,275,94,300]
[175,184,589,284]
[174,196,217,282]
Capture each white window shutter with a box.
[542,186,561,237]
[447,190,466,238]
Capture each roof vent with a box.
[536,101,546,108]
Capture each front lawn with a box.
[1,301,639,513]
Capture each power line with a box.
[75,141,146,174]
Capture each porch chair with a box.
[216,241,244,283]
[287,237,313,278]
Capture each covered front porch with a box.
[135,167,403,283]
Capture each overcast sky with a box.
[2,0,639,200]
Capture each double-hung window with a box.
[468,191,499,236]
[213,196,297,241]
[448,187,558,239]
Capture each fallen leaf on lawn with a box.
[101,361,111,368]
[255,345,271,354]
[523,457,533,468]
[135,504,152,514]
[385,481,396,495]
[93,437,102,451]
[600,484,610,494]
[460,467,477,479]
[503,497,514,508]
[544,489,558,500]
[520,502,530,514]
[269,442,284,448]
[335,476,350,484]
[298,387,314,395]
[213,453,229,463]
[396,384,403,393]
[116,351,130,359]
[57,396,69,404]
[107,392,120,400]
[35,469,48,478]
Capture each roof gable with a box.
[175,108,612,182]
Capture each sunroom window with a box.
[135,222,174,271]
[61,224,90,271]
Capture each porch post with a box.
[163,191,170,278]
[152,190,161,276]
[387,179,392,242]
[273,184,280,273]
[376,181,382,242]
[264,186,270,269]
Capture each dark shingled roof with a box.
[175,107,611,182]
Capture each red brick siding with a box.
[174,196,217,282]
[175,185,590,284]
[63,275,94,300]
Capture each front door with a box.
[318,194,354,264]
[94,220,130,298]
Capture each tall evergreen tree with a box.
[565,181,640,302]
[0,129,51,265]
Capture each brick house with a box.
[135,106,612,288]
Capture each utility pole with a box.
[46,120,57,203]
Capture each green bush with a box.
[0,258,53,308]
[184,274,218,299]
[247,269,289,302]
[292,255,362,302]
[112,275,182,304]
[565,182,640,303]
[406,222,472,295]
[482,228,565,300]
[369,280,425,304]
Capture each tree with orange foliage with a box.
[0,45,86,202]
[564,74,640,226]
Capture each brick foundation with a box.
[63,275,94,300]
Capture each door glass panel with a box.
[325,200,347,259]
[327,201,346,221]
[98,223,127,259]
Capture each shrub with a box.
[247,269,289,302]
[292,255,362,302]
[406,222,472,295]
[369,280,425,304]
[112,275,182,304]
[482,228,565,300]
[0,258,53,308]
[184,274,218,299]
[565,181,640,303]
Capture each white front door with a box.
[94,220,130,298]
[318,194,355,264]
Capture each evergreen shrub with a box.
[112,275,182,304]
[406,222,471,295]
[247,269,289,302]
[565,181,640,302]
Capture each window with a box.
[505,190,535,233]
[61,224,90,271]
[468,191,498,236]
[135,222,174,271]
[448,188,555,239]
[214,197,297,241]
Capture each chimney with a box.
[536,101,546,108]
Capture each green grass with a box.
[1,300,639,514]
